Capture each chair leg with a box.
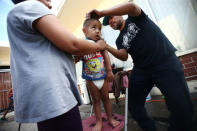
[90,105,94,116]
[124,88,128,131]
[18,123,21,131]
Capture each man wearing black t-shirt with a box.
[87,2,194,131]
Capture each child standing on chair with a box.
[75,18,120,131]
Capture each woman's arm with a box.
[34,15,107,55]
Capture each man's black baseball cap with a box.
[12,0,24,4]
[102,16,111,26]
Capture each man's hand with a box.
[96,39,107,51]
[106,71,114,82]
[86,9,102,19]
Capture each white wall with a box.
[134,0,197,52]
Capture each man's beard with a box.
[114,22,122,30]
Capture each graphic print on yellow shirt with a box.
[82,51,106,80]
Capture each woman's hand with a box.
[96,39,107,51]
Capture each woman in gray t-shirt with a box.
[8,0,107,130]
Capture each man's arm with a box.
[88,2,141,19]
[34,15,106,55]
[106,44,128,61]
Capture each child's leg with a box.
[100,79,120,127]
[86,80,102,131]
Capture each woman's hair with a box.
[12,0,25,4]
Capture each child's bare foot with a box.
[92,121,102,131]
[109,118,120,127]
